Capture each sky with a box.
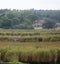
[0,0,60,10]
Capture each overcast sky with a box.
[0,0,60,10]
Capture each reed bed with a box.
[0,45,60,64]
[0,29,60,64]
[0,36,60,42]
[0,29,60,36]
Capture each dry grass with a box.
[0,42,60,47]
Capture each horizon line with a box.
[0,8,60,10]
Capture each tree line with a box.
[0,9,60,29]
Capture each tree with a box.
[27,14,39,22]
[42,18,56,29]
[1,19,12,29]
[0,9,60,29]
[19,19,34,29]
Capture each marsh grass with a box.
[0,29,60,64]
[0,46,60,63]
[0,36,60,42]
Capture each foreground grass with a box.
[0,42,60,63]
[0,62,24,64]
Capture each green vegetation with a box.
[0,36,60,42]
[0,44,60,64]
[0,29,60,64]
[42,18,56,29]
[0,62,24,64]
[0,9,60,29]
[0,29,60,42]
[0,8,60,64]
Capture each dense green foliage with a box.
[0,9,60,29]
[42,18,56,29]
